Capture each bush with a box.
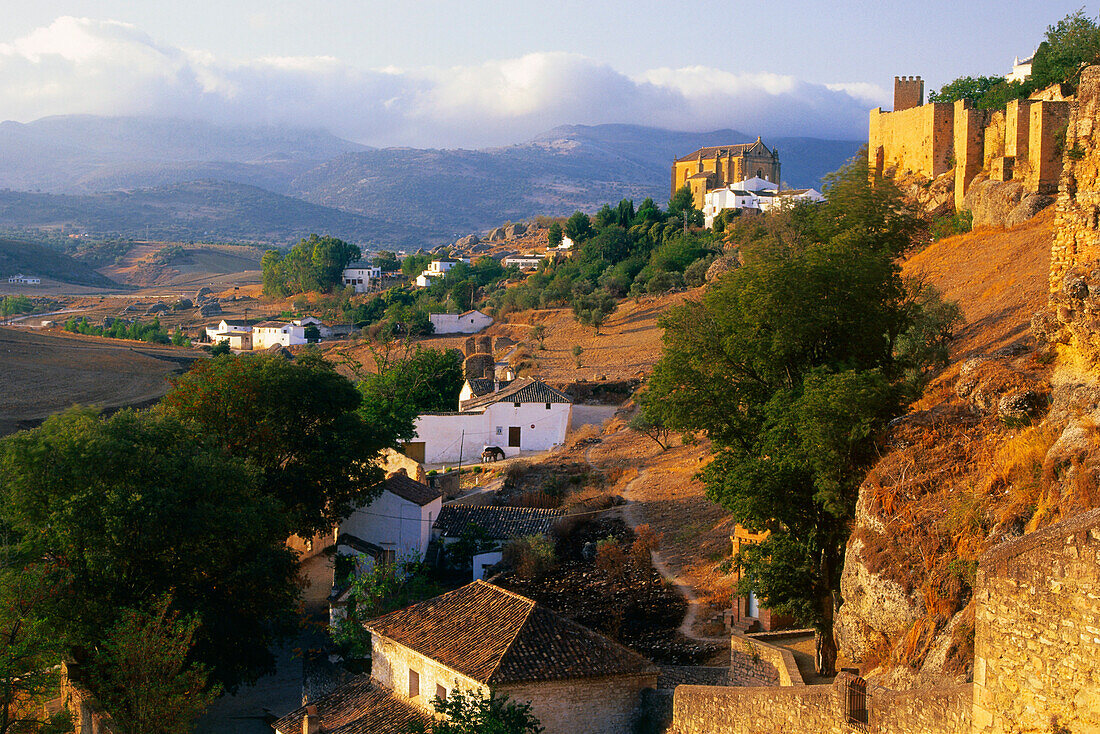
[631,524,661,568]
[930,210,973,241]
[504,535,557,580]
[595,537,629,581]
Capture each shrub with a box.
[631,524,661,568]
[504,535,557,580]
[595,537,629,581]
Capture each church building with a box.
[671,137,781,209]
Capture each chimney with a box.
[303,705,321,734]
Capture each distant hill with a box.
[0,115,863,247]
[0,181,433,248]
[288,125,863,237]
[0,237,118,288]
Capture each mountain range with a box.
[0,116,863,248]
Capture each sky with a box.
[0,1,1087,148]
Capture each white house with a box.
[558,235,575,250]
[428,309,494,335]
[1007,52,1034,83]
[414,259,467,288]
[337,471,442,569]
[329,471,442,624]
[342,266,382,293]
[292,315,331,339]
[203,319,250,343]
[502,255,544,271]
[758,187,825,213]
[252,321,307,349]
[6,274,41,285]
[408,378,573,465]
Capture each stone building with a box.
[369,580,659,734]
[670,138,781,209]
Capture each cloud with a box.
[0,17,875,146]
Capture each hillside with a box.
[0,115,861,247]
[288,126,862,236]
[0,181,433,248]
[0,328,202,437]
[0,237,119,288]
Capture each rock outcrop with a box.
[962,178,1054,228]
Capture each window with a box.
[514,402,521,408]
[409,669,419,698]
[545,403,551,410]
[436,684,447,701]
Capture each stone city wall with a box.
[730,632,803,686]
[972,507,1100,733]
[869,103,955,179]
[498,673,658,734]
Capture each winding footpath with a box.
[585,438,727,644]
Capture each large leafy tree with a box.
[647,159,941,675]
[356,344,464,442]
[161,352,392,537]
[0,408,300,691]
[261,234,361,296]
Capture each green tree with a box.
[1029,9,1100,93]
[160,353,391,537]
[356,344,465,442]
[0,297,33,318]
[667,185,703,227]
[372,250,400,271]
[408,690,542,734]
[0,408,300,690]
[593,204,617,228]
[528,324,547,349]
[0,564,72,734]
[86,596,220,734]
[927,75,1006,105]
[563,211,593,243]
[571,345,583,367]
[547,223,562,248]
[646,159,950,676]
[572,289,617,334]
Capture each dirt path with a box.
[585,439,726,644]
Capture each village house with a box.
[406,378,573,465]
[502,254,544,271]
[363,581,657,734]
[702,176,824,226]
[272,677,427,734]
[330,471,442,622]
[342,265,382,293]
[6,274,41,285]
[414,258,467,287]
[727,525,793,632]
[252,320,307,349]
[203,318,251,342]
[428,309,494,335]
[432,505,564,580]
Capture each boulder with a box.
[487,227,507,242]
[454,234,480,248]
[146,301,170,314]
[962,178,1054,228]
[199,302,222,317]
[195,286,213,300]
[174,298,193,310]
[705,254,740,283]
[267,344,292,359]
[504,223,527,239]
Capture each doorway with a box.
[508,426,521,447]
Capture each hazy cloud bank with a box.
[0,17,885,146]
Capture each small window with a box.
[436,684,447,701]
[545,403,551,410]
[409,669,419,698]
[514,402,521,408]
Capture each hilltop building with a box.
[6,274,41,285]
[428,309,493,334]
[414,259,468,287]
[341,265,382,293]
[701,176,824,226]
[1006,52,1034,83]
[671,137,781,209]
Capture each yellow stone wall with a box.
[868,103,955,179]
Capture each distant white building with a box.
[342,266,382,293]
[414,259,467,288]
[6,274,41,285]
[703,177,824,225]
[502,255,544,271]
[252,321,307,349]
[1007,52,1035,84]
[407,378,573,465]
[204,319,251,343]
[428,309,494,335]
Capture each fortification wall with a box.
[731,632,804,686]
[972,507,1100,733]
[954,101,990,210]
[869,103,954,179]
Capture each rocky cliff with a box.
[837,66,1100,686]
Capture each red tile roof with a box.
[367,581,658,685]
[459,378,571,411]
[381,472,441,507]
[674,140,773,163]
[273,676,428,734]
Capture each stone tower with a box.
[893,76,924,111]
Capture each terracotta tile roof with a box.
[433,505,563,540]
[381,472,441,507]
[464,377,510,398]
[254,320,289,328]
[674,140,773,162]
[459,378,571,411]
[367,581,658,685]
[273,676,428,734]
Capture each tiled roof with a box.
[464,377,507,398]
[222,319,250,327]
[433,505,563,540]
[674,141,772,162]
[459,378,572,411]
[381,472,441,507]
[254,320,289,328]
[273,676,428,734]
[367,581,658,685]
